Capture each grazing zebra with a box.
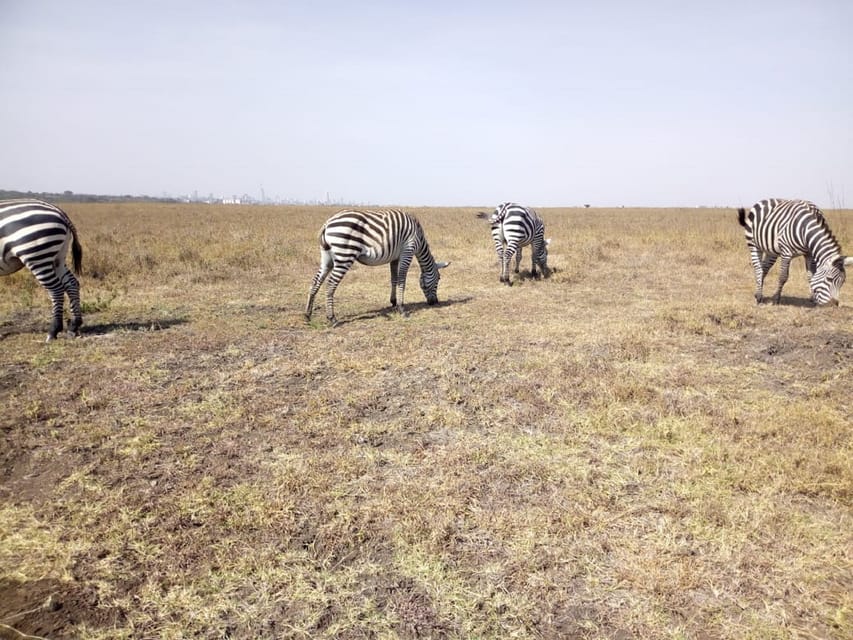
[305,209,449,326]
[477,202,550,285]
[737,198,852,305]
[1,199,83,340]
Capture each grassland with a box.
[1,202,851,639]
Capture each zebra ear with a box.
[546,238,552,246]
[436,261,450,269]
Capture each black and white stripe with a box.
[738,198,851,305]
[480,202,550,285]
[305,209,449,326]
[1,199,83,340]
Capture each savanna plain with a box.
[1,202,851,640]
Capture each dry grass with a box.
[1,202,851,639]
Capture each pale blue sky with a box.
[1,1,851,207]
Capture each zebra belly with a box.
[758,241,804,259]
[355,244,401,266]
[356,253,394,267]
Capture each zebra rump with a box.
[478,202,551,285]
[1,199,84,340]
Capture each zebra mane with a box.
[812,212,843,255]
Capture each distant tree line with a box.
[0,189,179,203]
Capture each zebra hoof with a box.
[68,319,83,337]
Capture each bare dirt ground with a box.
[1,204,851,639]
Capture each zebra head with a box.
[810,256,853,305]
[419,260,450,305]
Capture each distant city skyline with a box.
[1,1,851,209]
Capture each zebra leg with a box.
[530,249,542,279]
[805,256,817,280]
[305,250,334,320]
[61,268,83,337]
[389,259,400,307]
[394,248,415,315]
[515,248,523,274]
[26,261,65,341]
[771,256,791,304]
[46,286,65,342]
[502,244,517,285]
[805,256,818,303]
[750,247,772,303]
[323,259,355,326]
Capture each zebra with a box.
[737,198,852,305]
[305,208,449,326]
[1,199,83,340]
[477,202,550,285]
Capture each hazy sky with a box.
[1,1,851,207]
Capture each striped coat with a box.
[305,209,449,326]
[738,198,851,305]
[1,199,83,340]
[479,202,550,285]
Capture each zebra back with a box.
[741,199,841,263]
[321,208,426,261]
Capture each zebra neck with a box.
[416,241,437,270]
[808,225,842,265]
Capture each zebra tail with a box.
[318,226,331,251]
[737,207,747,228]
[71,224,83,274]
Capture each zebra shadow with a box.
[0,317,189,341]
[760,296,815,308]
[499,267,558,284]
[83,318,190,336]
[340,296,474,326]
[516,269,554,281]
